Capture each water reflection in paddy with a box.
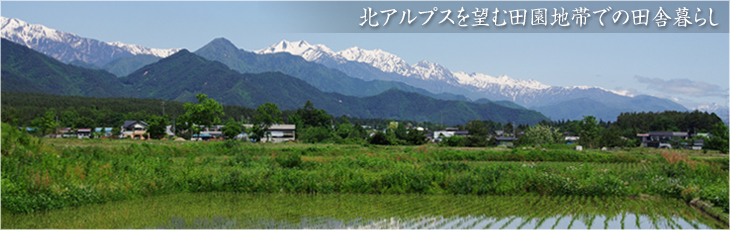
[158,213,712,229]
[3,192,724,229]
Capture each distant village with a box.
[20,119,713,151]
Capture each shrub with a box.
[275,151,302,168]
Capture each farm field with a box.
[2,193,723,229]
[2,137,728,228]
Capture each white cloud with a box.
[634,76,728,98]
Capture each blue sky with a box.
[2,1,728,109]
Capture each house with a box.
[433,128,468,141]
[193,125,224,141]
[565,136,579,144]
[122,120,149,139]
[60,128,74,138]
[692,139,704,150]
[266,124,296,143]
[77,128,92,138]
[637,131,689,148]
[242,124,296,143]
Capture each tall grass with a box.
[2,129,728,216]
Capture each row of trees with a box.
[439,114,728,153]
[8,92,729,152]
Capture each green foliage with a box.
[464,120,489,147]
[1,139,728,217]
[650,116,680,132]
[233,152,253,167]
[579,116,603,149]
[146,115,168,139]
[101,54,161,77]
[368,131,392,145]
[2,122,42,156]
[1,106,21,126]
[615,110,723,134]
[403,128,428,145]
[517,124,563,146]
[222,118,243,140]
[598,125,629,148]
[253,103,283,142]
[29,109,59,136]
[249,125,265,142]
[1,38,125,98]
[298,127,334,143]
[293,100,332,129]
[439,135,465,147]
[2,91,257,132]
[707,123,729,153]
[274,152,302,169]
[111,127,121,137]
[183,94,225,137]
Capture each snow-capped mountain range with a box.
[2,16,709,121]
[1,17,180,67]
[254,40,638,106]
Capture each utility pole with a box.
[162,101,166,116]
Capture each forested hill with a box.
[1,38,125,97]
[1,38,549,125]
[0,91,257,128]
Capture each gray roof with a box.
[647,131,688,137]
[496,137,518,141]
[123,120,149,129]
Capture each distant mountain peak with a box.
[257,39,335,61]
[1,16,181,66]
[1,17,68,43]
[203,37,239,51]
[254,40,558,90]
[256,39,687,120]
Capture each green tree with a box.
[518,124,563,146]
[649,116,679,131]
[299,126,334,143]
[183,94,225,138]
[222,118,243,140]
[598,126,628,148]
[707,123,729,153]
[2,107,20,126]
[111,127,121,138]
[146,115,168,139]
[579,116,603,149]
[30,109,59,136]
[60,109,80,129]
[503,122,515,137]
[174,114,193,140]
[253,102,282,142]
[335,116,355,139]
[404,127,428,145]
[439,135,465,147]
[464,120,489,147]
[297,100,332,128]
[368,131,392,145]
[393,122,408,141]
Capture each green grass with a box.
[2,135,728,228]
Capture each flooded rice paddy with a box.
[2,192,725,229]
